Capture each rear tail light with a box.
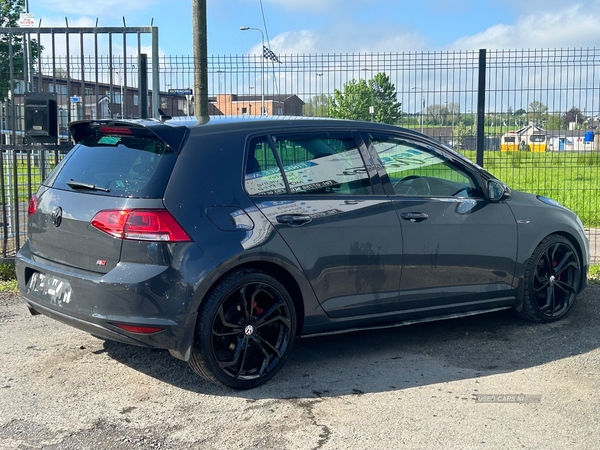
[28,195,38,216]
[112,323,165,334]
[91,209,191,242]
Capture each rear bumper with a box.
[24,299,157,347]
[16,241,213,361]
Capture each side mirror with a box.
[488,180,509,202]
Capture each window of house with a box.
[50,84,67,95]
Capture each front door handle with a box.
[276,214,312,227]
[400,212,429,222]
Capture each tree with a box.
[452,121,474,149]
[0,0,42,99]
[425,102,459,126]
[369,73,402,124]
[303,94,329,117]
[426,103,445,125]
[329,78,371,121]
[528,100,548,127]
[562,106,586,129]
[545,114,562,130]
[329,72,401,124]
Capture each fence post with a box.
[476,49,487,167]
[138,54,148,119]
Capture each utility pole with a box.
[192,0,209,124]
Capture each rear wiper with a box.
[66,179,110,193]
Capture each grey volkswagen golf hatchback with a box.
[16,116,589,389]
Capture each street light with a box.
[316,73,324,116]
[240,26,265,116]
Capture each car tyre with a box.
[189,269,296,389]
[517,235,581,322]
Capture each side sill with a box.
[301,305,513,339]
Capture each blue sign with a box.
[168,89,193,96]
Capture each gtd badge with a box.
[51,207,63,228]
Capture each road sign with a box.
[168,88,193,96]
[70,96,81,103]
[19,13,35,28]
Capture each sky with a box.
[24,0,600,57]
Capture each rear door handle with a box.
[276,214,312,227]
[400,212,429,222]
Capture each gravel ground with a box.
[1,286,599,450]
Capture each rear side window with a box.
[245,134,372,196]
[50,128,176,198]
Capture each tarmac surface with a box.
[1,283,599,449]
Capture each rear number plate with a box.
[27,272,73,306]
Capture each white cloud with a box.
[449,5,600,50]
[249,24,427,55]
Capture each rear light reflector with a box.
[28,195,38,216]
[112,323,165,334]
[91,209,191,242]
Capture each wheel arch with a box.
[200,261,306,336]
[517,230,586,287]
[514,230,586,312]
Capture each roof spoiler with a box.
[68,119,189,153]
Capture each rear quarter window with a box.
[50,131,177,198]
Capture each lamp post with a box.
[114,71,125,118]
[316,73,324,116]
[240,26,265,116]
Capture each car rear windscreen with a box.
[49,128,177,198]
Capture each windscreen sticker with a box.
[98,136,122,145]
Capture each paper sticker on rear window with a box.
[98,136,121,145]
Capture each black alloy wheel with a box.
[519,235,581,322]
[189,270,296,389]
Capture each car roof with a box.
[69,115,428,153]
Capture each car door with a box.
[365,132,518,310]
[244,131,404,318]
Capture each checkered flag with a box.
[371,81,384,92]
[263,46,281,63]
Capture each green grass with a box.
[0,263,17,292]
[3,160,57,203]
[589,266,600,285]
[457,150,600,227]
